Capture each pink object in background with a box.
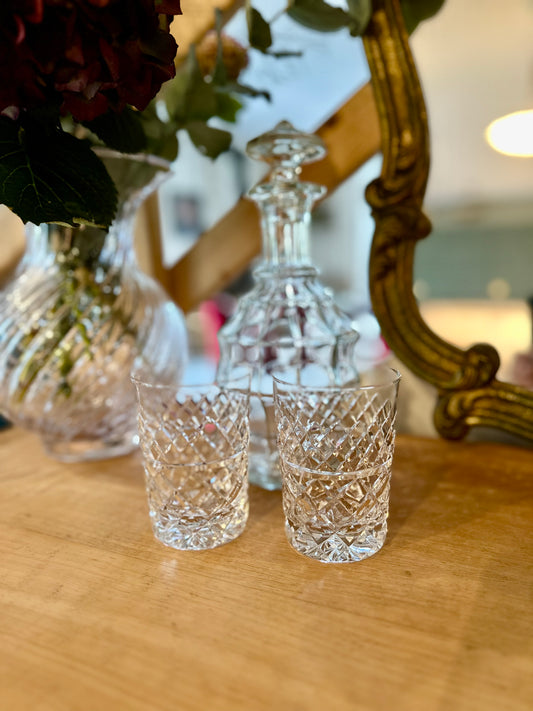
[512,348,533,389]
[198,300,227,361]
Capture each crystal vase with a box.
[216,122,360,490]
[0,151,188,462]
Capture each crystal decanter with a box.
[216,121,360,490]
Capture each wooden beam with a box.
[167,82,381,313]
[134,194,171,292]
[300,83,381,191]
[171,0,244,64]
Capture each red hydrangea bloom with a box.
[0,0,182,122]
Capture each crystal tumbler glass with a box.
[132,376,250,550]
[273,367,400,563]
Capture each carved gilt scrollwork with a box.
[363,0,533,442]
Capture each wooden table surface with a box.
[1,427,532,711]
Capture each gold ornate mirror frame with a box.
[363,0,533,442]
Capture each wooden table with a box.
[1,428,532,711]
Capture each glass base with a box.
[285,522,387,563]
[43,432,138,463]
[151,509,248,551]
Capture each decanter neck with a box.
[251,181,325,271]
[244,121,329,273]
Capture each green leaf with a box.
[400,0,446,34]
[185,121,232,159]
[187,81,220,121]
[287,0,350,32]
[162,71,189,122]
[246,3,273,52]
[83,107,147,154]
[214,92,243,123]
[140,104,179,162]
[346,0,372,36]
[0,116,117,228]
[185,48,220,120]
[167,47,220,123]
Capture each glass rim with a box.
[130,372,251,393]
[272,366,401,393]
[92,146,172,172]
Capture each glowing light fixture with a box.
[485,109,533,157]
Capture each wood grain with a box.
[1,428,531,711]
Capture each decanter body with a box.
[217,122,359,490]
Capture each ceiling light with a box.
[485,109,533,157]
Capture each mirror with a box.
[362,0,533,443]
[151,0,533,443]
[410,0,533,393]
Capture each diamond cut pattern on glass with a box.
[138,389,249,465]
[136,385,249,550]
[275,382,397,563]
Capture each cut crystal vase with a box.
[0,151,188,462]
[216,122,360,490]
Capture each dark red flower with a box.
[0,0,182,122]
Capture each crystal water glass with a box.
[132,376,250,550]
[273,367,400,563]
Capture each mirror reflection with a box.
[159,0,533,405]
[410,0,533,391]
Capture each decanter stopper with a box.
[246,120,327,187]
